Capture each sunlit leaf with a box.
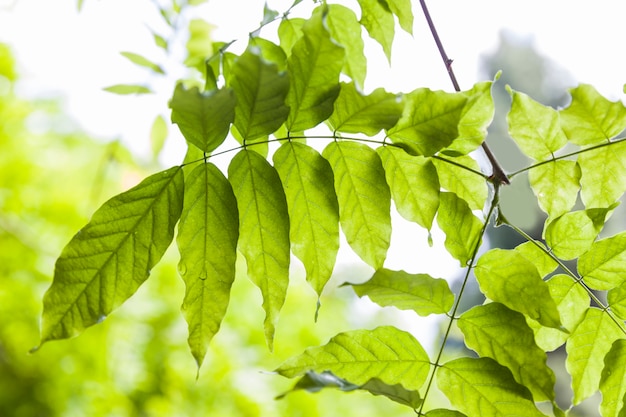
[528,160,580,223]
[437,357,547,417]
[278,17,305,55]
[120,51,164,74]
[475,249,562,329]
[170,83,236,153]
[507,88,567,160]
[388,88,466,156]
[273,142,339,296]
[276,326,431,391]
[513,241,558,278]
[228,150,290,350]
[578,141,626,209]
[378,146,439,231]
[323,141,391,269]
[425,410,467,417]
[579,231,626,290]
[231,48,289,142]
[545,208,613,260]
[177,163,238,369]
[458,302,556,401]
[260,2,279,26]
[608,281,626,320]
[526,274,588,352]
[600,339,626,417]
[103,84,152,95]
[149,115,168,160]
[436,192,482,266]
[346,268,454,316]
[248,37,287,70]
[433,155,487,211]
[566,307,622,404]
[329,82,403,136]
[39,167,184,345]
[357,0,394,61]
[560,84,626,146]
[285,10,344,131]
[151,31,168,50]
[185,18,214,71]
[387,0,413,34]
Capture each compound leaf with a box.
[177,163,238,369]
[228,150,290,350]
[39,166,184,345]
[436,192,482,266]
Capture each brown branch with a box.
[418,0,510,185]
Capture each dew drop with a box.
[97,315,107,324]
[178,262,188,276]
[199,271,207,280]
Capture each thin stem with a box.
[418,0,510,185]
[418,184,500,415]
[508,136,626,179]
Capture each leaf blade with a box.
[436,192,483,266]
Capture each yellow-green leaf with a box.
[433,155,487,211]
[579,231,626,290]
[578,141,626,209]
[436,192,482,266]
[357,0,394,61]
[600,339,626,417]
[528,160,580,224]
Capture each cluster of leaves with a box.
[44,0,626,415]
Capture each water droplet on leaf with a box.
[178,262,187,276]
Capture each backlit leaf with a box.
[475,249,562,329]
[579,231,626,290]
[433,155,487,211]
[346,268,454,316]
[39,166,184,345]
[513,241,558,278]
[387,0,413,34]
[285,10,344,132]
[278,17,305,55]
[507,88,567,161]
[578,141,626,209]
[357,0,394,61]
[170,83,236,153]
[103,84,152,95]
[609,281,626,320]
[426,410,467,417]
[458,302,556,401]
[600,339,626,417]
[388,88,466,156]
[120,51,164,74]
[378,146,439,231]
[231,48,290,141]
[185,18,214,72]
[528,160,580,223]
[527,275,588,352]
[437,357,547,417]
[150,114,168,160]
[228,150,290,349]
[436,192,482,266]
[329,82,403,136]
[276,326,431,391]
[545,208,612,260]
[560,84,626,146]
[177,163,238,369]
[566,307,622,404]
[323,141,391,269]
[273,142,339,296]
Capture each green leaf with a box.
[437,357,548,417]
[432,155,488,211]
[185,19,214,72]
[329,82,403,136]
[273,142,339,296]
[170,83,236,153]
[317,5,366,89]
[443,80,495,156]
[276,326,431,391]
[386,0,413,34]
[377,146,439,231]
[346,268,454,316]
[103,84,152,95]
[579,231,626,290]
[39,167,184,345]
[425,410,467,417]
[151,31,168,50]
[560,84,626,146]
[513,241,558,278]
[231,48,290,142]
[359,378,422,409]
[149,114,168,160]
[357,0,394,61]
[277,370,359,398]
[600,340,626,417]
[458,303,556,401]
[120,51,165,74]
[285,10,345,132]
[387,88,467,156]
[260,2,279,26]
[176,163,238,369]
[545,208,613,260]
[506,88,567,160]
[436,192,482,266]
[528,160,581,223]
[228,150,290,350]
[248,37,287,70]
[566,307,623,404]
[278,17,305,55]
[475,249,562,329]
[578,141,626,209]
[527,274,589,352]
[609,281,626,320]
[322,141,391,269]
